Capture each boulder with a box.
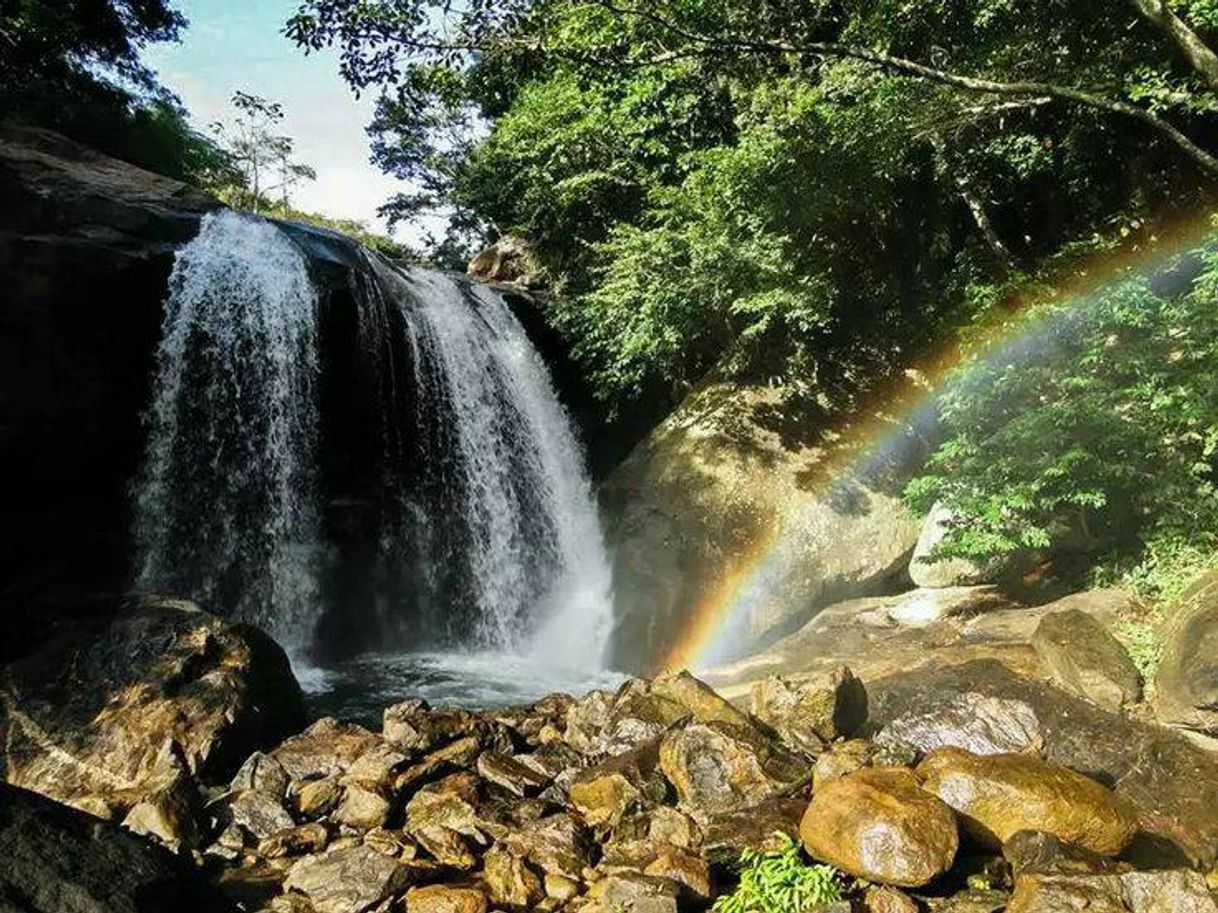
[257,822,329,859]
[749,666,868,753]
[334,785,390,831]
[500,812,590,880]
[466,234,542,287]
[570,738,666,828]
[1003,829,1129,877]
[1006,870,1218,913]
[875,691,1045,756]
[869,660,1218,867]
[700,795,808,864]
[1032,609,1142,710]
[799,767,959,887]
[602,376,926,674]
[884,586,1008,627]
[917,747,1139,855]
[658,720,804,815]
[0,782,234,913]
[1156,568,1218,732]
[222,789,295,842]
[283,844,410,913]
[271,717,380,782]
[865,886,921,913]
[404,884,489,913]
[0,598,304,826]
[589,872,679,913]
[909,504,996,588]
[482,844,543,907]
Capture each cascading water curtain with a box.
[134,211,323,654]
[393,268,615,670]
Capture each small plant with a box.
[712,832,843,913]
[1114,618,1163,689]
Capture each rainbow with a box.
[656,206,1218,674]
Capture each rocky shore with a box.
[4,590,1218,912]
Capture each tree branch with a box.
[1130,0,1218,92]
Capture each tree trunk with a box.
[1130,0,1218,91]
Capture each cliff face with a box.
[602,375,932,674]
[0,125,221,631]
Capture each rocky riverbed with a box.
[4,595,1218,912]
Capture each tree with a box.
[210,92,317,212]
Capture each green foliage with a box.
[1114,617,1164,687]
[907,236,1218,596]
[712,833,843,913]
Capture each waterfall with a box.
[393,268,614,669]
[132,212,614,676]
[133,211,323,652]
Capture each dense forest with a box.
[7,0,1218,607]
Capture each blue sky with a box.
[145,0,406,234]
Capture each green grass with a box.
[711,833,843,913]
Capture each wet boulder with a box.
[875,691,1045,757]
[1032,609,1142,710]
[659,720,805,816]
[0,598,303,829]
[917,747,1139,855]
[799,767,959,887]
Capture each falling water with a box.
[394,267,614,670]
[133,211,323,652]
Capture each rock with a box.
[885,586,1008,627]
[870,659,1218,869]
[909,503,996,588]
[501,812,590,880]
[415,826,478,869]
[1007,870,1218,913]
[701,796,807,864]
[271,717,381,782]
[917,747,1139,855]
[643,848,711,897]
[476,751,551,797]
[648,670,757,730]
[749,666,868,753]
[1003,829,1128,877]
[482,844,543,907]
[590,872,679,913]
[812,740,881,790]
[799,767,959,887]
[659,720,805,815]
[120,768,198,849]
[0,782,234,913]
[865,886,921,913]
[404,884,489,913]
[875,691,1045,757]
[602,376,926,674]
[342,743,408,792]
[334,784,391,831]
[230,752,290,798]
[570,738,665,828]
[296,776,343,819]
[1156,568,1218,733]
[258,822,330,859]
[405,772,484,840]
[224,788,296,842]
[0,598,304,823]
[466,234,542,287]
[363,827,417,859]
[394,736,483,792]
[283,844,410,913]
[545,871,581,902]
[1032,609,1142,710]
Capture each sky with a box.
[144,0,407,235]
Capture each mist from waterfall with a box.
[133,211,323,653]
[132,212,614,690]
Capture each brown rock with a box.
[643,848,711,897]
[917,747,1138,855]
[501,812,589,880]
[363,827,417,858]
[394,737,483,793]
[1156,568,1218,732]
[590,873,678,913]
[476,752,550,797]
[482,844,543,907]
[659,721,804,815]
[343,743,408,792]
[415,826,478,869]
[1006,872,1128,913]
[813,739,880,790]
[404,884,488,913]
[701,796,806,865]
[405,772,483,840]
[1032,610,1142,710]
[466,234,542,287]
[1003,829,1128,878]
[258,822,330,858]
[749,667,868,753]
[865,886,920,913]
[120,769,197,850]
[570,738,665,828]
[296,776,343,819]
[272,718,381,782]
[224,788,295,841]
[283,844,410,913]
[876,692,1045,757]
[231,752,290,798]
[334,785,391,831]
[1120,869,1218,912]
[799,767,959,887]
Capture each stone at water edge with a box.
[270,717,381,782]
[799,767,959,888]
[1032,609,1142,710]
[749,666,868,754]
[917,747,1139,856]
[0,598,305,836]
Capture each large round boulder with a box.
[917,747,1139,855]
[1031,609,1142,710]
[0,597,305,829]
[799,767,959,887]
